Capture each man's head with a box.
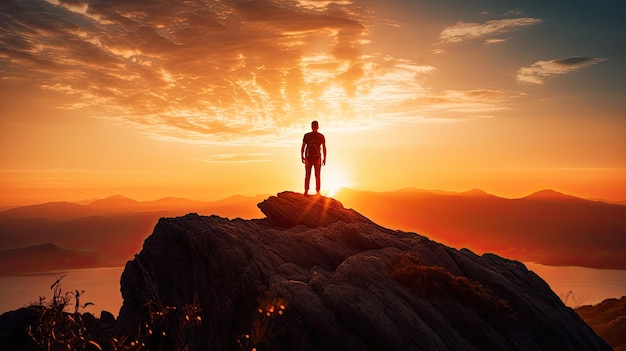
[311,120,319,131]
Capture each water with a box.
[0,267,124,317]
[526,263,626,306]
[1,264,625,317]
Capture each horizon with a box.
[3,185,624,270]
[1,0,625,207]
[2,185,626,209]
[1,189,625,319]
[2,183,625,316]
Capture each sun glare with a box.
[321,167,351,198]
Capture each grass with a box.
[559,290,589,308]
[27,276,102,351]
[22,277,286,351]
[24,277,205,350]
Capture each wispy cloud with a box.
[439,17,542,43]
[516,57,607,84]
[484,38,509,45]
[391,89,523,120]
[0,0,524,144]
[205,153,273,163]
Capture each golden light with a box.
[321,166,351,198]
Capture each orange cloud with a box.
[0,0,526,145]
[205,153,273,163]
[439,17,542,43]
[516,57,607,84]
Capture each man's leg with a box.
[304,160,313,194]
[314,161,321,194]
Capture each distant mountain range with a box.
[0,189,624,275]
[0,194,267,221]
[334,188,626,270]
[0,243,98,275]
[0,194,268,275]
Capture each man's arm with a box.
[322,138,327,166]
[301,141,306,163]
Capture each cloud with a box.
[0,0,524,145]
[390,89,523,120]
[291,0,355,10]
[205,153,273,163]
[439,17,542,43]
[516,57,607,84]
[484,38,509,45]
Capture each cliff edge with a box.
[116,191,610,350]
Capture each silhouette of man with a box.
[301,120,326,195]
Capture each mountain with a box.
[112,192,610,350]
[523,189,589,202]
[0,201,95,221]
[334,188,626,269]
[0,243,100,275]
[0,192,614,350]
[577,297,626,351]
[1,188,624,275]
[0,194,267,275]
[0,194,267,221]
[86,195,142,212]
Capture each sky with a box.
[1,0,625,205]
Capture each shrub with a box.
[390,253,514,323]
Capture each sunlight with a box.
[321,167,351,198]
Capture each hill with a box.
[0,194,267,221]
[334,188,626,269]
[0,194,267,275]
[0,244,100,275]
[577,297,626,351]
[1,188,624,275]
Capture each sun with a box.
[322,182,342,198]
[321,166,351,198]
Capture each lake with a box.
[526,263,626,306]
[1,264,625,317]
[0,267,124,317]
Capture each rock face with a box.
[117,191,611,350]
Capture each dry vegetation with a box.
[27,276,102,351]
[237,291,287,351]
[576,297,626,351]
[22,277,286,351]
[390,253,514,323]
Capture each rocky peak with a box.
[256,191,372,228]
[113,192,610,351]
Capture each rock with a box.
[0,308,39,351]
[257,191,372,228]
[0,306,116,351]
[100,310,116,326]
[116,191,611,350]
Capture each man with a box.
[301,120,326,195]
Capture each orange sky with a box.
[1,0,625,206]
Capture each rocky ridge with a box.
[115,191,610,350]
